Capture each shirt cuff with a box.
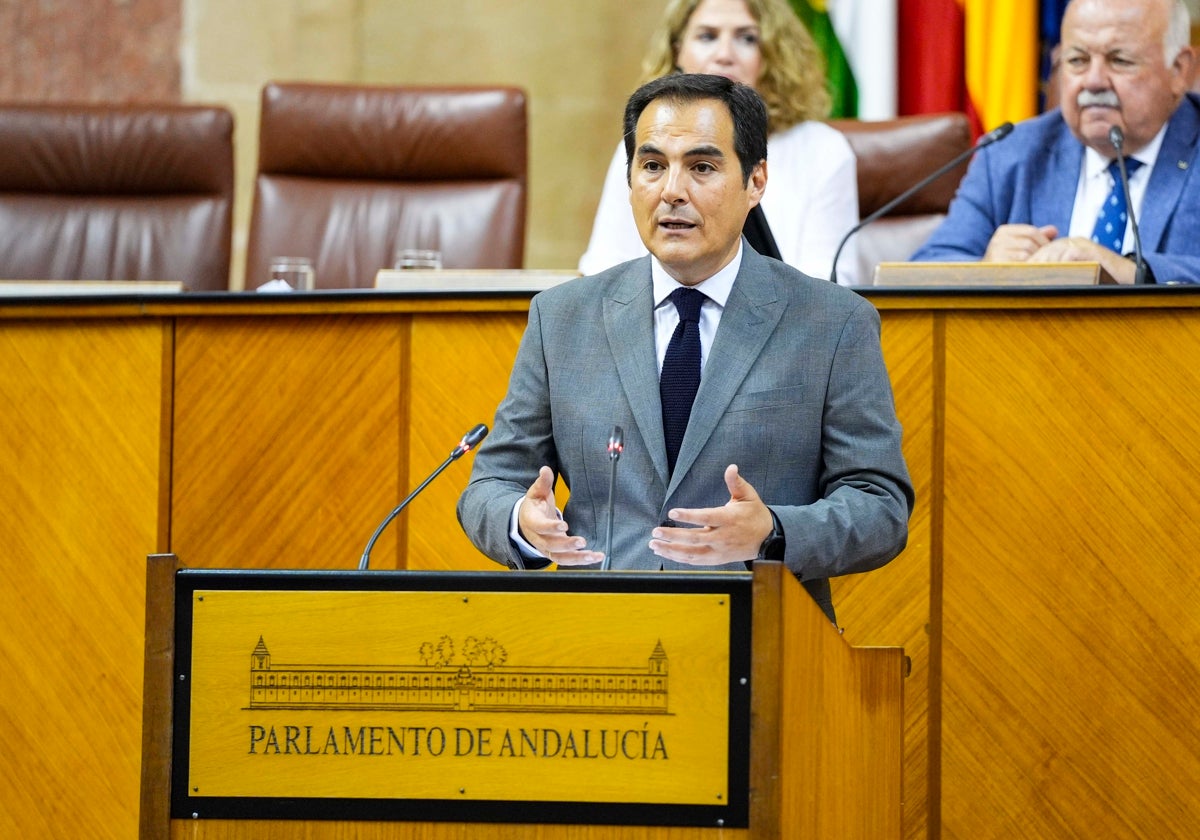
[509,497,552,563]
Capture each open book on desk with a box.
[873,261,1116,287]
[375,268,579,294]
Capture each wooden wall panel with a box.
[405,312,530,571]
[0,319,167,839]
[170,315,404,570]
[832,311,937,840]
[940,309,1200,839]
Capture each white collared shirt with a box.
[651,241,743,375]
[1068,125,1167,253]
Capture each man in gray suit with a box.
[457,74,912,622]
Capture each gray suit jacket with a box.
[457,245,913,620]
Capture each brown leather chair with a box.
[0,103,234,290]
[245,82,528,290]
[828,112,972,282]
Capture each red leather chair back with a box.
[0,103,234,290]
[245,82,528,289]
[828,112,972,281]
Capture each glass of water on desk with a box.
[394,248,442,271]
[393,219,442,271]
[269,256,315,291]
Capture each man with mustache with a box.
[458,73,913,624]
[912,0,1200,285]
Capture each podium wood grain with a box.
[405,312,529,571]
[939,309,1200,839]
[0,319,169,838]
[171,314,405,570]
[831,311,936,840]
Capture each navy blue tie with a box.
[660,287,706,474]
[1091,158,1143,253]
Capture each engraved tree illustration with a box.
[418,635,507,669]
[417,641,435,665]
[477,637,508,669]
[462,636,481,666]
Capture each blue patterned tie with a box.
[660,287,706,474]
[1091,158,1143,253]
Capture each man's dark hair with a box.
[623,73,769,186]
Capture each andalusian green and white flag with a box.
[789,0,897,120]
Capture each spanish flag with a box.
[802,1,1050,135]
[897,0,1039,136]
[963,0,1039,132]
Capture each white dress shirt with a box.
[1068,124,1167,253]
[651,243,741,374]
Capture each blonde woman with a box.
[579,0,860,284]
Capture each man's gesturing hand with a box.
[517,466,604,566]
[648,464,774,565]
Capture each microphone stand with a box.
[830,121,1014,285]
[599,426,623,572]
[1108,125,1147,285]
[358,423,488,570]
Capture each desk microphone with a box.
[829,121,1014,285]
[358,423,488,570]
[1108,125,1147,285]
[599,425,624,572]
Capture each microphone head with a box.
[607,425,624,459]
[1108,124,1125,151]
[453,423,488,457]
[979,121,1014,147]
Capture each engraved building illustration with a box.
[250,637,670,714]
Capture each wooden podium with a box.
[141,555,903,839]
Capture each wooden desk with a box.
[847,286,1200,840]
[2,285,1198,838]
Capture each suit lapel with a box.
[668,249,784,495]
[603,260,671,486]
[1045,125,1084,232]
[1139,103,1200,251]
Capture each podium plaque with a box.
[170,569,752,828]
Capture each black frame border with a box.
[170,569,752,828]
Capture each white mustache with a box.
[1077,90,1121,108]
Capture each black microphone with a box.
[358,423,488,570]
[1108,125,1147,285]
[830,120,1015,285]
[599,425,624,572]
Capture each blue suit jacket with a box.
[457,245,913,622]
[912,93,1200,284]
